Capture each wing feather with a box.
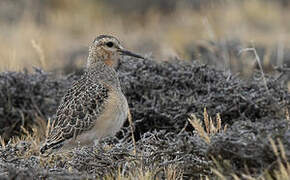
[41,75,109,152]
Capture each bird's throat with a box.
[86,57,121,89]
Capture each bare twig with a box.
[239,46,269,93]
[128,109,136,156]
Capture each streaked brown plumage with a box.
[40,35,144,154]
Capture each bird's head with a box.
[88,35,144,68]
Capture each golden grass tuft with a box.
[102,165,183,180]
[9,116,47,158]
[189,108,290,179]
[188,108,227,144]
[0,115,74,168]
[210,138,290,180]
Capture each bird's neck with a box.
[86,56,121,89]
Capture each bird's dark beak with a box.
[118,49,145,59]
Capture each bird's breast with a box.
[62,87,128,149]
[90,89,128,139]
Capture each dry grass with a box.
[210,119,290,180]
[1,1,290,71]
[0,115,71,168]
[0,105,288,179]
[6,116,47,158]
[188,108,227,144]
[0,106,183,179]
[209,139,290,180]
[102,165,183,180]
[31,39,47,69]
[188,108,290,180]
[239,46,269,93]
[0,1,289,178]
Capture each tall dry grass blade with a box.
[239,47,269,94]
[46,117,52,138]
[211,155,223,172]
[278,139,287,161]
[0,136,5,148]
[223,124,228,132]
[165,165,183,180]
[263,171,274,180]
[128,109,136,156]
[204,108,210,134]
[211,168,227,180]
[274,159,288,179]
[209,117,214,134]
[241,174,256,180]
[21,126,31,138]
[270,138,290,180]
[188,114,210,144]
[216,113,221,132]
[31,39,46,69]
[202,17,216,41]
[269,138,279,157]
[231,174,240,180]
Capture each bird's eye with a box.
[106,42,114,48]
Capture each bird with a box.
[40,35,144,154]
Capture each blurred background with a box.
[0,0,290,82]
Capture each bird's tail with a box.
[40,139,65,154]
